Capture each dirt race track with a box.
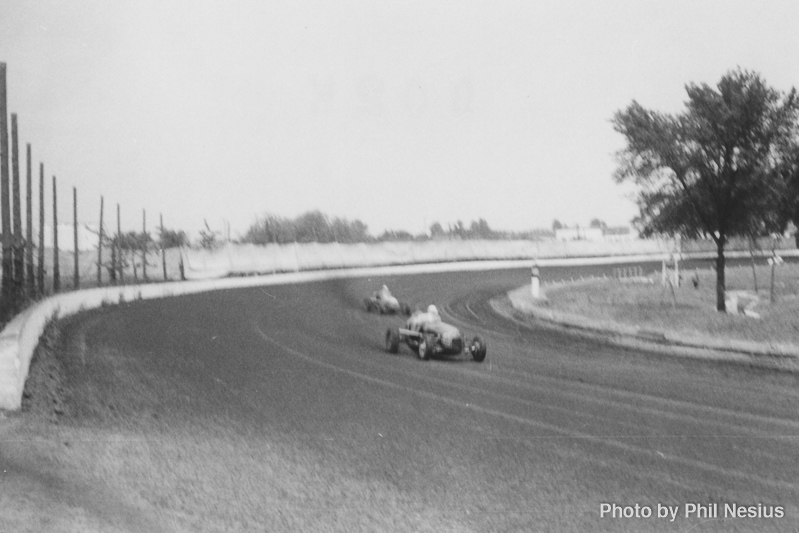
[3,265,799,532]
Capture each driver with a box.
[375,284,392,300]
[408,304,441,330]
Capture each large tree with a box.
[777,142,799,245]
[613,69,799,311]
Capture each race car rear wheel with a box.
[417,335,434,361]
[400,302,411,316]
[470,335,487,362]
[364,299,374,313]
[385,328,400,354]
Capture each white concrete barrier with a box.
[181,239,676,280]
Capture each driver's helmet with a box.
[427,304,440,321]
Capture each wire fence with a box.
[0,62,182,322]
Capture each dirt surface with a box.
[2,265,799,531]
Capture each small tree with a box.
[199,220,220,250]
[244,213,295,244]
[469,218,495,239]
[139,230,152,281]
[378,229,414,241]
[243,211,371,244]
[294,211,329,243]
[116,231,140,280]
[158,227,189,248]
[429,222,445,238]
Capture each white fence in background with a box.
[180,239,674,280]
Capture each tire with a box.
[470,335,487,362]
[385,328,400,354]
[417,334,434,361]
[364,299,373,313]
[400,302,411,316]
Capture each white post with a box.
[531,263,540,299]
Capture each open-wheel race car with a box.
[385,305,487,362]
[364,285,411,315]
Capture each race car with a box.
[364,285,412,315]
[385,305,487,362]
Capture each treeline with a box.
[426,219,553,241]
[243,211,369,245]
[238,211,550,246]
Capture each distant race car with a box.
[364,285,411,315]
[385,305,487,362]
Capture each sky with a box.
[2,0,799,239]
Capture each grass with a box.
[542,263,799,345]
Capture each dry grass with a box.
[544,263,799,344]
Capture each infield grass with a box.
[540,263,799,345]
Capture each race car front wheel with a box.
[470,335,487,362]
[417,335,434,361]
[385,328,400,354]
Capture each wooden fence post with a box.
[142,208,147,281]
[25,144,33,296]
[117,203,123,283]
[160,213,167,280]
[52,175,59,292]
[11,113,23,303]
[109,201,116,285]
[97,196,103,286]
[37,162,44,295]
[73,186,78,289]
[0,63,11,311]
